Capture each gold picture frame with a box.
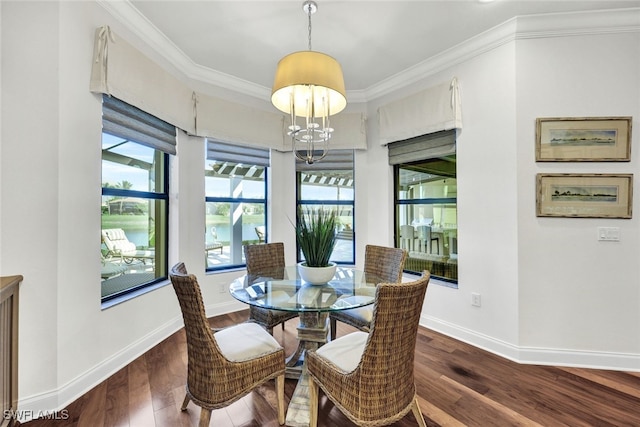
[536,174,633,218]
[536,117,632,161]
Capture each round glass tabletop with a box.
[229,266,380,313]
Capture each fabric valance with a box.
[278,112,367,152]
[195,93,283,150]
[90,26,195,135]
[90,25,368,152]
[378,78,462,145]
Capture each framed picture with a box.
[536,117,632,161]
[536,174,633,218]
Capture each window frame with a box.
[205,142,269,273]
[295,150,356,266]
[101,140,170,304]
[391,132,458,286]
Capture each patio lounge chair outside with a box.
[205,227,224,256]
[101,228,155,264]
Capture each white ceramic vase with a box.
[297,261,337,285]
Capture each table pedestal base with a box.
[285,311,328,426]
[285,371,312,427]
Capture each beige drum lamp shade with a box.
[271,51,347,117]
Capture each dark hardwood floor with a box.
[21,310,640,427]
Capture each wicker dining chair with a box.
[244,242,299,334]
[169,262,286,426]
[329,244,407,340]
[307,271,431,427]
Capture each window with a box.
[391,130,457,284]
[100,95,174,302]
[205,140,268,271]
[296,150,355,265]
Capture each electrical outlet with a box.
[471,293,481,307]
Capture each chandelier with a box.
[271,1,347,164]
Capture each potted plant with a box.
[294,207,338,284]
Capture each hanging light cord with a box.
[307,3,313,51]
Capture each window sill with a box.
[101,278,171,310]
[402,271,458,289]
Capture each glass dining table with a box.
[229,265,381,427]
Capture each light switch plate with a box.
[598,227,620,241]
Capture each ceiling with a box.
[125,0,639,98]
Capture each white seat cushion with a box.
[315,331,368,373]
[215,322,282,362]
[334,305,373,324]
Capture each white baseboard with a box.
[16,299,246,422]
[422,315,640,372]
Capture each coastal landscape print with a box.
[550,184,617,203]
[549,129,616,147]
[537,174,633,218]
[536,117,631,161]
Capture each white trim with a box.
[422,315,640,372]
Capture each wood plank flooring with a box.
[20,310,640,427]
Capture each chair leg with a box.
[276,374,285,425]
[330,317,337,340]
[308,375,319,427]
[411,396,427,427]
[181,393,190,411]
[198,408,212,427]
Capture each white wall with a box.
[364,42,521,356]
[1,0,61,405]
[516,31,640,367]
[0,1,638,419]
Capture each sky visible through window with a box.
[102,133,154,191]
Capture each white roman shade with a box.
[90,26,195,135]
[378,78,462,145]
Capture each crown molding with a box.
[515,7,640,39]
[97,2,639,104]
[96,0,270,100]
[363,7,640,100]
[364,17,519,101]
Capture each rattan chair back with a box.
[329,245,407,339]
[169,262,286,425]
[308,271,430,426]
[243,243,297,333]
[244,242,286,279]
[364,244,408,282]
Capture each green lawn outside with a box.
[102,214,149,230]
[205,214,263,227]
